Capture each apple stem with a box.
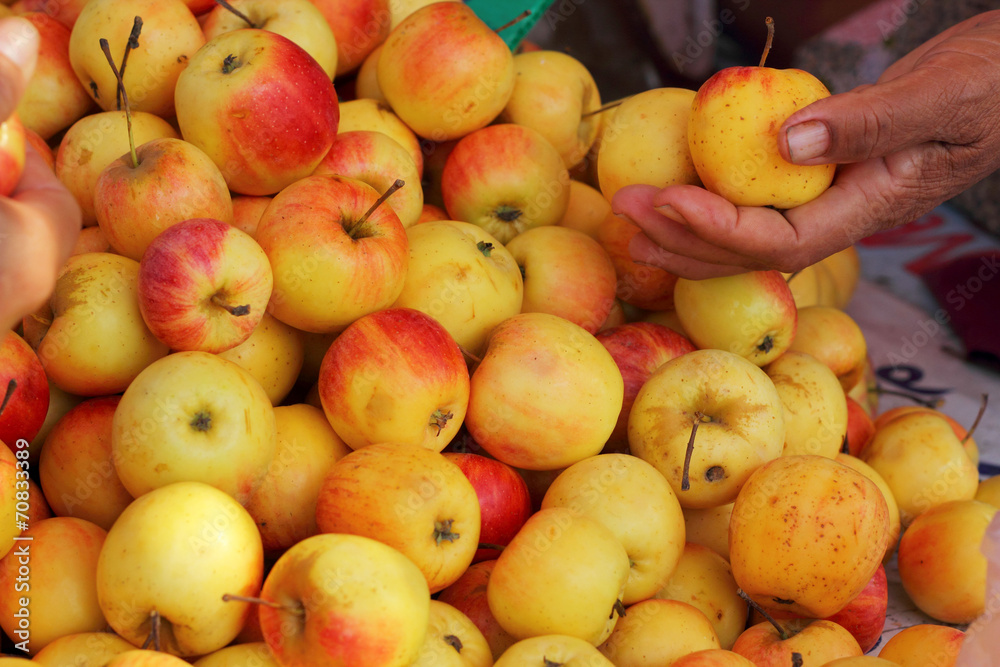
[0,379,16,418]
[116,17,143,112]
[140,609,162,651]
[430,409,454,436]
[581,99,626,119]
[210,294,251,317]
[681,411,709,491]
[444,634,464,653]
[784,270,801,283]
[612,599,627,618]
[214,0,257,28]
[99,38,138,169]
[459,345,482,366]
[495,10,530,34]
[759,17,774,68]
[478,543,507,552]
[434,518,461,545]
[871,386,943,409]
[345,179,404,238]
[222,593,305,615]
[963,393,989,444]
[495,205,522,223]
[737,588,789,641]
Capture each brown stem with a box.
[140,609,161,651]
[0,379,16,418]
[430,409,453,436]
[116,17,143,111]
[345,179,404,237]
[785,270,801,283]
[872,386,943,409]
[99,38,137,169]
[737,588,788,641]
[495,10,530,34]
[215,0,257,28]
[477,543,507,552]
[581,99,626,119]
[681,411,708,491]
[759,17,774,67]
[613,599,627,618]
[222,593,304,614]
[211,294,251,317]
[963,393,988,444]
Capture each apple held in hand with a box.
[688,20,835,208]
[0,112,25,197]
[137,218,273,353]
[0,331,48,448]
[175,29,340,195]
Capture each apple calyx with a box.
[345,179,405,239]
[190,410,212,432]
[759,17,775,68]
[757,335,775,355]
[0,379,16,418]
[494,205,522,224]
[444,634,463,652]
[140,609,162,651]
[791,653,804,667]
[221,54,242,74]
[581,99,627,119]
[738,588,791,641]
[681,411,711,491]
[476,241,494,258]
[434,518,460,545]
[494,10,530,34]
[99,34,139,169]
[222,593,306,615]
[210,293,251,317]
[963,393,989,444]
[430,409,454,436]
[215,0,258,28]
[543,659,563,667]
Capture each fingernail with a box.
[655,204,688,225]
[0,18,40,75]
[786,120,830,163]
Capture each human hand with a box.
[0,17,81,331]
[613,10,1000,279]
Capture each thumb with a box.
[779,68,952,166]
[0,17,39,122]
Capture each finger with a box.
[612,183,761,269]
[0,17,39,121]
[778,66,980,166]
[12,143,82,264]
[628,231,751,279]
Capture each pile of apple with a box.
[0,0,995,665]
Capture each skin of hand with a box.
[0,17,81,331]
[613,10,1000,279]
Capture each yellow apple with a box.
[354,44,387,103]
[192,642,279,667]
[672,650,757,666]
[599,598,720,665]
[732,619,861,666]
[819,246,862,309]
[787,306,867,392]
[32,631,136,666]
[494,635,613,666]
[835,453,902,562]
[337,98,424,176]
[217,312,304,406]
[976,474,1000,508]
[558,180,611,239]
[878,624,965,666]
[683,502,734,561]
[409,600,493,667]
[764,350,847,458]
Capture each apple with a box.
[201,0,338,78]
[897,499,998,624]
[313,130,423,228]
[687,29,835,208]
[559,180,611,239]
[112,351,276,504]
[494,635,613,666]
[71,226,112,255]
[0,112,25,197]
[354,43,387,103]
[388,0,459,30]
[730,455,889,619]
[255,174,408,333]
[596,321,696,452]
[217,313,305,406]
[244,404,350,555]
[55,110,178,225]
[21,252,170,396]
[307,0,390,77]
[0,446,19,561]
[137,218,273,353]
[819,245,862,309]
[437,560,519,660]
[94,137,235,262]
[877,624,965,666]
[442,124,571,243]
[0,517,106,653]
[101,652,193,667]
[230,195,272,238]
[787,305,868,392]
[597,211,679,310]
[391,219,522,357]
[498,50,601,169]
[174,29,340,196]
[27,381,82,466]
[844,396,875,457]
[0,330,48,448]
[16,12,92,140]
[68,0,205,118]
[732,619,861,666]
[465,312,624,471]
[192,642,279,667]
[764,350,847,457]
[418,203,449,223]
[674,270,797,367]
[38,395,133,531]
[976,474,1000,508]
[31,632,136,666]
[599,599,721,665]
[23,127,55,173]
[683,502,734,561]
[598,87,701,203]
[672,650,757,667]
[337,98,424,176]
[97,482,263,656]
[653,542,748,650]
[378,3,514,141]
[861,411,978,527]
[258,532,430,667]
[628,349,786,508]
[10,0,90,28]
[542,454,686,605]
[488,507,629,645]
[409,600,493,667]
[315,442,481,593]
[835,453,901,562]
[872,405,979,467]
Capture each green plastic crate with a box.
[466,0,557,50]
